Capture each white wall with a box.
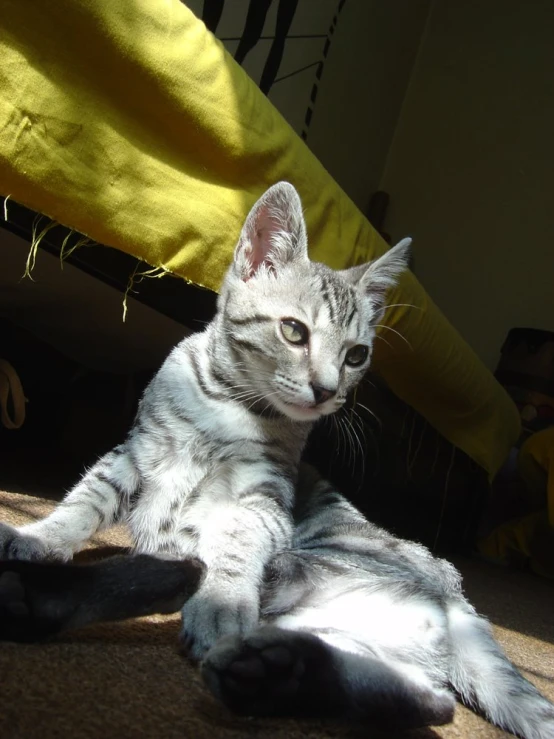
[306,0,431,209]
[381,0,554,369]
[185,0,431,210]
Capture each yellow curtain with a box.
[0,0,520,477]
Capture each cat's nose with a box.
[310,383,336,405]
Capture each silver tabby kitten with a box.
[0,182,409,658]
[0,183,552,738]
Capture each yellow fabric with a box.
[518,427,554,526]
[477,510,554,579]
[479,510,545,564]
[0,0,520,477]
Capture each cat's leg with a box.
[179,464,294,661]
[0,554,205,642]
[0,445,139,561]
[202,625,455,728]
[292,464,372,546]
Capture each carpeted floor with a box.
[0,488,552,739]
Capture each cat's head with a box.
[218,182,410,422]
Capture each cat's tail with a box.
[447,601,554,739]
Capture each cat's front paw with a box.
[0,522,49,561]
[0,523,70,562]
[180,586,259,662]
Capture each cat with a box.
[0,182,411,661]
[1,465,553,737]
[0,182,553,737]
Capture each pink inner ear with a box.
[243,204,278,280]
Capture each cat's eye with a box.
[281,319,309,346]
[345,344,369,367]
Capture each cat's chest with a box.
[133,401,266,493]
[136,420,222,476]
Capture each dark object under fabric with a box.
[495,327,554,441]
[0,317,153,493]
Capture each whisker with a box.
[349,407,378,474]
[231,391,264,403]
[372,324,413,350]
[245,389,281,414]
[348,411,367,456]
[355,401,382,430]
[350,418,366,482]
[335,411,348,462]
[361,376,377,391]
[339,411,366,486]
[382,303,422,312]
[331,413,342,464]
[327,412,341,466]
[374,334,394,351]
[338,413,354,470]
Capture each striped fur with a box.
[0,185,552,735]
[0,183,409,660]
[2,468,553,736]
[204,467,554,737]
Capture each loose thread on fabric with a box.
[59,232,93,268]
[23,218,59,280]
[122,263,169,322]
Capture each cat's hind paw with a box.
[0,567,51,642]
[0,570,29,617]
[0,560,78,642]
[201,626,334,717]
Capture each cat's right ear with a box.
[233,182,308,281]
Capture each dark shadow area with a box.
[0,204,217,332]
[0,613,442,739]
[0,308,155,499]
[305,374,489,556]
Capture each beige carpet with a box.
[0,489,552,739]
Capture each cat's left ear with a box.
[233,182,308,280]
[343,238,412,313]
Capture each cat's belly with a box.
[273,587,447,660]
